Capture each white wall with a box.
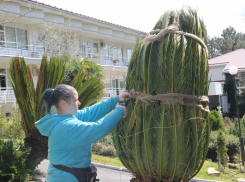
[209,65,226,82]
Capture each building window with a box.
[0,68,6,91]
[120,80,126,89]
[78,40,98,58]
[78,40,86,58]
[87,41,98,58]
[103,44,123,62]
[17,28,28,50]
[0,25,4,47]
[127,49,133,62]
[2,26,27,49]
[5,27,16,48]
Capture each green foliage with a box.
[8,56,66,136]
[208,26,245,58]
[216,130,228,171]
[229,118,245,141]
[92,135,116,157]
[8,55,66,159]
[63,57,105,84]
[209,110,224,131]
[8,55,105,160]
[78,57,105,80]
[92,143,116,157]
[113,8,211,182]
[0,113,25,140]
[208,36,222,58]
[0,139,41,182]
[66,57,105,109]
[207,131,240,162]
[222,117,234,131]
[223,73,245,118]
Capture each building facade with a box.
[0,0,146,114]
[208,49,245,115]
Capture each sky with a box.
[38,0,245,38]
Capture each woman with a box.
[35,84,129,182]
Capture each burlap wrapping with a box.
[129,89,210,113]
[142,24,208,56]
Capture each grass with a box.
[195,160,245,181]
[92,154,245,181]
[92,153,125,168]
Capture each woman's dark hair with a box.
[42,84,76,114]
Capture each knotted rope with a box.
[129,89,210,113]
[142,24,208,56]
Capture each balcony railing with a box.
[104,88,125,98]
[0,41,131,67]
[0,87,16,104]
[100,56,130,67]
[0,41,46,58]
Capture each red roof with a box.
[209,49,245,72]
[23,0,147,35]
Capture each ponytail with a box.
[42,84,76,114]
[42,88,54,114]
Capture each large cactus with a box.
[113,8,211,182]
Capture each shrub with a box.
[216,130,228,171]
[207,131,240,162]
[0,139,42,182]
[92,135,116,157]
[92,142,116,157]
[209,110,225,131]
[0,113,25,140]
[229,118,245,143]
[222,117,234,131]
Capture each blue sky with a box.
[39,0,245,38]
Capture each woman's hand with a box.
[115,104,127,118]
[119,90,131,103]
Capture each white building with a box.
[0,0,146,112]
[208,49,245,114]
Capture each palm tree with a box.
[9,55,105,160]
[113,8,211,182]
[9,56,66,158]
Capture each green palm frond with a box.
[8,55,67,136]
[70,71,105,109]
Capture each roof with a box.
[23,0,147,35]
[209,49,245,72]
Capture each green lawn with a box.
[195,161,245,181]
[92,153,124,168]
[92,154,245,182]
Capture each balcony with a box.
[103,88,126,98]
[99,56,129,67]
[0,41,46,59]
[0,87,16,104]
[0,41,131,67]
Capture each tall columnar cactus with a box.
[113,9,211,182]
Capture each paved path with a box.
[35,160,221,182]
[35,160,133,182]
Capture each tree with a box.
[209,110,225,131]
[8,55,105,160]
[34,22,79,56]
[62,56,105,108]
[208,36,222,58]
[113,8,211,182]
[207,26,245,58]
[221,36,235,54]
[223,73,245,118]
[216,130,228,171]
[9,56,66,159]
